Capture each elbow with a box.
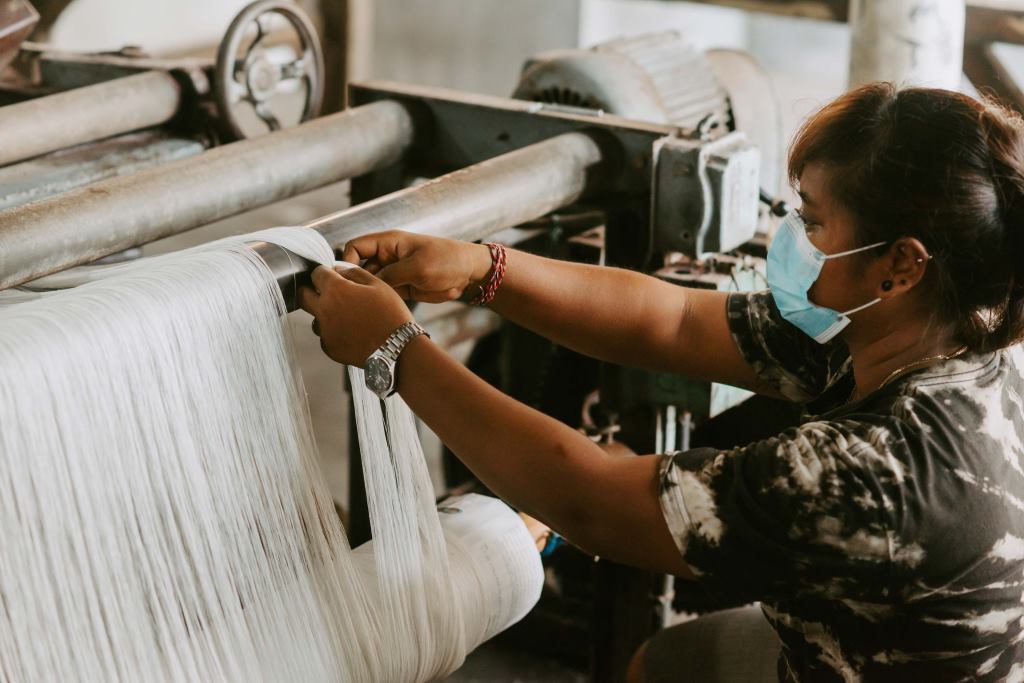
[537,437,617,557]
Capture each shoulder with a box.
[727,290,852,403]
[885,348,1015,447]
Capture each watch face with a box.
[365,356,392,395]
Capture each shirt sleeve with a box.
[658,419,901,605]
[727,290,852,403]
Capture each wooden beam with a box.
[672,0,848,21]
[319,0,349,114]
[966,4,1024,45]
[964,43,1024,110]
[678,0,1024,46]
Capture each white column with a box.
[849,0,966,90]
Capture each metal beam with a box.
[0,71,183,166]
[0,100,414,290]
[669,0,848,20]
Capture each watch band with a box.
[377,321,429,363]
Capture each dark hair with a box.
[788,82,1024,353]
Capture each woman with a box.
[297,83,1024,681]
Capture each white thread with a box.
[0,227,542,681]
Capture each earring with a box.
[882,280,893,292]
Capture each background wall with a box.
[50,0,255,53]
[368,0,581,96]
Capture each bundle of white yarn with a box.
[0,228,542,682]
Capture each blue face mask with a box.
[766,211,887,344]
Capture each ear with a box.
[878,237,930,299]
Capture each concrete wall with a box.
[580,0,748,51]
[368,0,581,96]
[49,0,254,53]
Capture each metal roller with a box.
[0,71,183,167]
[310,131,603,243]
[0,100,415,290]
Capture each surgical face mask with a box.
[766,211,887,344]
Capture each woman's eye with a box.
[799,214,822,231]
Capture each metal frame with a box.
[348,80,681,195]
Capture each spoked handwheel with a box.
[215,0,325,139]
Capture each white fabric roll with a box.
[0,227,542,682]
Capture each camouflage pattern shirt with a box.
[658,290,1024,682]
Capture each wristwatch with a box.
[364,321,430,399]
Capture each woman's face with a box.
[796,162,885,315]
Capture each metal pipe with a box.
[263,131,606,309]
[0,71,182,167]
[0,100,414,290]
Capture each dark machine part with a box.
[215,0,325,139]
[761,187,791,217]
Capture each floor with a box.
[446,645,587,682]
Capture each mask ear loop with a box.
[823,241,888,260]
[839,297,882,317]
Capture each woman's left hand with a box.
[297,264,414,366]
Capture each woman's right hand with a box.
[338,231,493,303]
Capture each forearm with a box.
[482,247,772,394]
[396,335,602,530]
[395,335,690,574]
[485,248,689,371]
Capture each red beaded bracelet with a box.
[469,243,507,306]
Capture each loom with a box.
[0,2,782,679]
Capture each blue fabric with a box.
[540,531,563,559]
